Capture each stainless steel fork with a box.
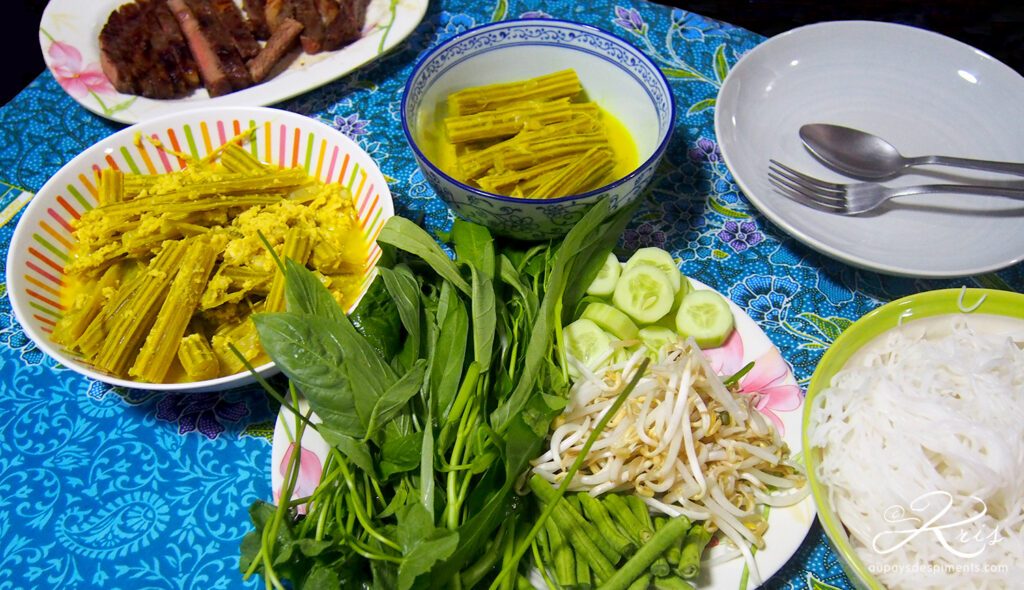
[768,159,1024,215]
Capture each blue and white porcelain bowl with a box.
[401,19,675,240]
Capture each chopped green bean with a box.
[651,576,695,590]
[579,492,637,557]
[677,524,713,580]
[596,516,691,590]
[545,517,576,588]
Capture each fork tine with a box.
[768,175,845,213]
[768,159,845,192]
[768,171,845,203]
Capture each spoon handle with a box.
[911,154,1024,177]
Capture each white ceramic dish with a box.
[715,21,1024,278]
[39,0,427,124]
[6,106,393,392]
[271,278,815,589]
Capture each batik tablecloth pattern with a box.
[0,0,1020,588]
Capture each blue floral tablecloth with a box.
[0,1,1020,589]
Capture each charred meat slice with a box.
[167,0,232,96]
[210,0,261,60]
[291,0,325,54]
[263,0,294,33]
[99,0,371,100]
[99,1,144,94]
[247,17,303,82]
[153,3,201,90]
[322,0,370,51]
[243,0,271,40]
[182,0,254,91]
[99,0,199,99]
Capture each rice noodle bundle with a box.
[809,316,1024,589]
[531,340,808,584]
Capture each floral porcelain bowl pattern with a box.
[5,106,393,392]
[401,18,675,240]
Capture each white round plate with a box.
[39,0,427,124]
[715,21,1024,278]
[271,279,815,589]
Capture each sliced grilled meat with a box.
[181,0,254,91]
[153,2,201,90]
[99,1,144,94]
[263,0,294,33]
[211,0,261,60]
[247,17,303,82]
[167,0,232,96]
[99,0,199,99]
[291,0,325,53]
[101,0,369,100]
[243,0,271,39]
[322,0,370,51]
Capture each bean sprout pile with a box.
[531,339,808,584]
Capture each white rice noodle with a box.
[809,315,1024,590]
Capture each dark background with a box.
[6,0,1024,106]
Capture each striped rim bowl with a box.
[5,106,394,392]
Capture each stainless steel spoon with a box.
[799,123,1024,179]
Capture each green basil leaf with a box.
[371,560,399,590]
[380,431,425,479]
[429,283,468,417]
[319,428,375,477]
[240,499,278,573]
[379,265,422,360]
[499,254,538,320]
[451,220,495,280]
[283,258,345,321]
[331,314,399,428]
[419,408,435,516]
[470,266,496,374]
[396,503,460,590]
[364,359,427,440]
[377,217,470,295]
[253,313,364,438]
[349,277,402,359]
[302,563,340,590]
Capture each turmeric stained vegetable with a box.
[437,69,638,199]
[54,142,370,383]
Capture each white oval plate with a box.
[271,279,815,589]
[39,0,427,124]
[715,21,1024,278]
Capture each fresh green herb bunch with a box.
[240,198,638,589]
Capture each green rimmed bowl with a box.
[802,288,1024,590]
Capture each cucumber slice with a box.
[678,274,692,298]
[638,326,681,352]
[581,302,639,340]
[624,247,681,293]
[675,290,735,349]
[612,265,674,324]
[655,276,694,329]
[586,252,621,297]
[564,319,613,372]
